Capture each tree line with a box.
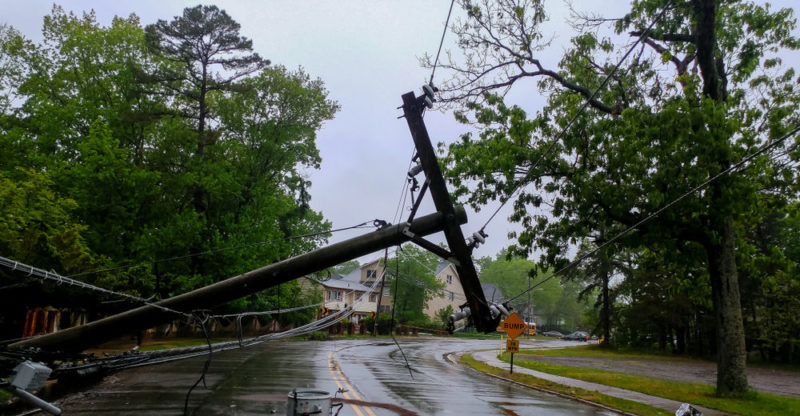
[0,5,337,336]
[429,0,799,396]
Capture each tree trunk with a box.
[598,229,612,346]
[706,216,748,395]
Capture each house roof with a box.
[322,277,371,292]
[436,261,454,276]
[481,283,504,303]
[342,268,362,282]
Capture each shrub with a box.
[306,331,328,341]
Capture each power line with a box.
[429,0,457,87]
[478,0,676,233]
[506,124,800,303]
[49,268,393,373]
[0,256,193,319]
[65,220,377,279]
[393,148,417,225]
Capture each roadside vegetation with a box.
[430,0,800,397]
[0,4,336,339]
[461,353,669,416]
[498,348,800,416]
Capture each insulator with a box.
[422,84,435,99]
[493,303,510,317]
[489,304,501,319]
[408,164,424,178]
[473,231,486,244]
[423,96,433,109]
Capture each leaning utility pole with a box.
[9,209,466,353]
[7,87,503,355]
[400,89,498,333]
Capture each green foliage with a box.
[478,253,587,331]
[360,313,395,335]
[438,0,800,392]
[385,245,445,324]
[436,305,454,328]
[332,260,360,275]
[0,5,338,332]
[306,331,329,341]
[0,169,93,273]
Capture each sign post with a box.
[501,313,526,374]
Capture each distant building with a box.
[481,283,504,304]
[301,259,389,324]
[423,261,467,320]
[308,259,478,323]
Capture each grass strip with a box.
[137,338,235,351]
[502,352,800,416]
[524,345,800,373]
[461,353,669,416]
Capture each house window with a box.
[448,291,454,301]
[369,293,377,302]
[366,269,377,278]
[327,290,341,301]
[446,274,453,284]
[383,287,391,296]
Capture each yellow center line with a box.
[328,351,377,416]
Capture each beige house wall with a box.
[423,263,465,320]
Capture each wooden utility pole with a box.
[401,91,497,333]
[9,209,466,353]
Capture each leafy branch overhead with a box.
[436,0,800,395]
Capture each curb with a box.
[456,352,640,416]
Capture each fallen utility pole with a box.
[401,90,498,333]
[9,209,466,353]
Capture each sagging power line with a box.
[506,123,800,304]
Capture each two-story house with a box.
[423,261,467,320]
[312,259,470,324]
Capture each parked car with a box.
[562,331,590,341]
[540,331,564,337]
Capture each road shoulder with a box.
[468,349,725,416]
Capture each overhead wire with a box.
[477,0,677,234]
[183,312,212,416]
[0,219,395,347]
[91,260,394,372]
[506,124,800,303]
[392,148,417,225]
[0,256,193,319]
[429,0,457,87]
[65,220,378,279]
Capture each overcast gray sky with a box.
[3,1,795,264]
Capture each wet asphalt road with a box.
[56,336,618,415]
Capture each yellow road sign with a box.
[500,312,527,339]
[506,339,519,353]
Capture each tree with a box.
[565,237,618,345]
[435,0,799,395]
[0,6,337,320]
[478,253,586,330]
[145,5,267,153]
[385,245,445,324]
[0,170,93,274]
[145,5,269,276]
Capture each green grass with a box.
[461,353,669,416]
[521,344,680,359]
[137,338,235,351]
[451,331,501,339]
[501,351,800,416]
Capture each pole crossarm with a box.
[401,91,497,333]
[8,209,465,353]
